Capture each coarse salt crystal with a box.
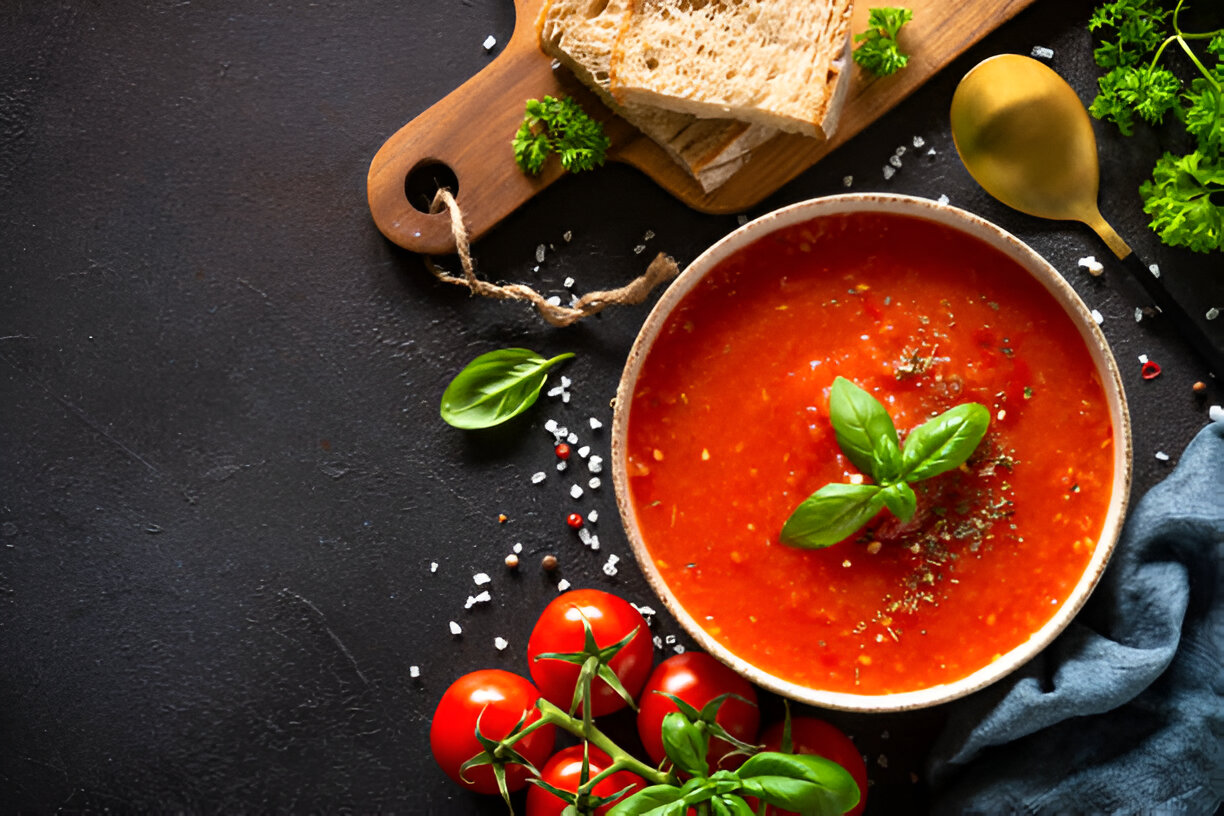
[937,194,950,206]
[653,635,664,649]
[889,154,903,168]
[588,509,599,524]
[561,376,572,388]
[913,135,925,148]
[1031,45,1054,59]
[535,244,546,263]
[643,230,655,241]
[570,484,584,499]
[557,461,567,472]
[1155,451,1170,461]
[531,471,547,484]
[494,636,508,651]
[1135,308,1144,323]
[465,591,492,609]
[927,147,937,156]
[633,244,647,255]
[674,644,686,654]
[589,477,601,490]
[1209,405,1224,423]
[562,392,571,404]
[578,445,591,458]
[895,146,907,157]
[563,277,575,288]
[883,165,897,180]
[589,535,601,551]
[665,635,676,645]
[1078,256,1105,275]
[1207,307,1220,320]
[578,527,593,546]
[410,665,420,678]
[449,621,462,635]
[737,215,749,225]
[545,419,558,433]
[1091,309,1104,324]
[483,35,497,51]
[634,604,657,617]
[567,432,578,444]
[1139,354,1149,364]
[473,573,491,586]
[1150,264,1161,278]
[563,230,573,242]
[513,542,523,554]
[547,384,565,397]
[603,555,619,576]
[546,295,561,306]
[557,578,571,592]
[843,175,854,188]
[589,417,602,430]
[430,561,438,573]
[588,456,603,473]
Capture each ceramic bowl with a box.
[611,193,1132,712]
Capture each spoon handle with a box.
[1119,251,1224,379]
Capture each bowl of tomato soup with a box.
[611,194,1131,711]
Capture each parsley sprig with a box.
[853,7,914,77]
[512,95,610,175]
[1088,0,1224,252]
[780,378,989,550]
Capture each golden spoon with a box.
[950,54,1222,377]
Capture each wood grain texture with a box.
[369,0,1038,254]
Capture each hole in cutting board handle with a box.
[404,160,460,215]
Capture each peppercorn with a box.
[542,554,559,571]
[566,512,584,529]
[1193,381,1207,394]
[504,553,519,569]
[555,443,571,460]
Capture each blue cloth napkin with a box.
[928,421,1224,815]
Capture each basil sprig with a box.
[780,377,990,550]
[439,348,573,429]
[608,695,859,816]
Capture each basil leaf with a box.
[715,794,756,816]
[736,753,859,815]
[607,785,687,816]
[880,481,917,523]
[780,483,884,549]
[829,377,901,483]
[899,402,991,481]
[661,711,709,778]
[737,777,843,816]
[439,349,574,429]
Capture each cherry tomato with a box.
[757,718,868,816]
[636,652,759,771]
[525,745,645,816]
[527,589,653,717]
[429,669,556,795]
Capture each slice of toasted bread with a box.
[537,0,776,192]
[609,0,854,140]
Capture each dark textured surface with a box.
[1,1,1220,813]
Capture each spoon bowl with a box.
[950,54,1130,258]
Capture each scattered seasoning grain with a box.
[410,665,420,679]
[555,443,571,460]
[1193,381,1207,394]
[498,513,508,523]
[567,512,584,529]
[505,553,519,569]
[542,554,559,571]
[1141,360,1162,380]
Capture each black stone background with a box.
[2,1,1221,813]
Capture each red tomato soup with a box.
[625,212,1114,695]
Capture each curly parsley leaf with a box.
[1184,72,1224,154]
[1088,0,1169,68]
[853,7,914,77]
[1139,151,1224,253]
[512,95,610,176]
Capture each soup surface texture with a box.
[625,212,1114,695]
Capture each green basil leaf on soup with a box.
[880,481,918,523]
[439,349,574,429]
[780,483,885,549]
[829,377,901,483]
[899,402,991,481]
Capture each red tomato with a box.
[527,589,653,717]
[636,652,759,772]
[758,718,868,816]
[525,745,645,816]
[429,669,556,795]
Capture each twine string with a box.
[423,187,679,327]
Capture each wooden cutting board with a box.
[369,0,1038,255]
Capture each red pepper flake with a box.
[555,443,571,460]
[1141,360,1162,380]
[498,513,508,523]
[566,512,584,529]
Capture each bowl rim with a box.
[611,193,1133,712]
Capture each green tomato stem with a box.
[535,698,671,785]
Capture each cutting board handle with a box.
[367,0,561,255]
